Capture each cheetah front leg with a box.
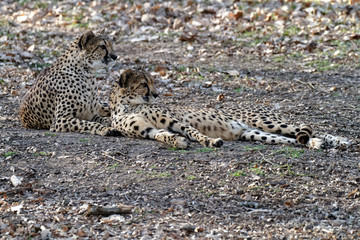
[112,114,189,149]
[50,116,120,136]
[152,117,223,148]
[51,104,120,136]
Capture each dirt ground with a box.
[1,1,360,239]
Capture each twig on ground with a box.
[102,152,124,163]
[295,79,315,90]
[325,161,336,174]
[85,203,133,217]
[125,211,147,225]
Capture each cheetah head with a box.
[111,69,158,106]
[77,30,118,70]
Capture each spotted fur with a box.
[111,69,352,149]
[19,30,121,136]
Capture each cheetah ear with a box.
[117,70,131,88]
[117,74,125,88]
[78,31,96,50]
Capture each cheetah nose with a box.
[110,54,118,60]
[153,93,158,98]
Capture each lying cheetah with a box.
[110,69,352,149]
[19,30,121,136]
[110,69,223,148]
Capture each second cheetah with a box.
[110,69,352,149]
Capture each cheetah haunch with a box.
[19,30,121,136]
[110,69,352,149]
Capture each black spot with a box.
[160,119,166,124]
[255,131,260,135]
[271,139,275,143]
[134,126,139,131]
[280,124,288,128]
[129,121,136,126]
[169,121,175,130]
[261,136,267,141]
[267,125,275,129]
[250,135,254,140]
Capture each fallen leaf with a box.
[179,34,197,42]
[347,188,359,198]
[77,229,87,237]
[284,200,293,207]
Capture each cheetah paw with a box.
[104,128,122,137]
[203,138,224,148]
[174,137,189,149]
[211,138,224,148]
[307,138,325,149]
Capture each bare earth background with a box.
[1,0,360,239]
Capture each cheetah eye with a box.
[100,45,106,50]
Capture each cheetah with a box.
[19,30,121,136]
[110,69,223,149]
[110,69,352,149]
